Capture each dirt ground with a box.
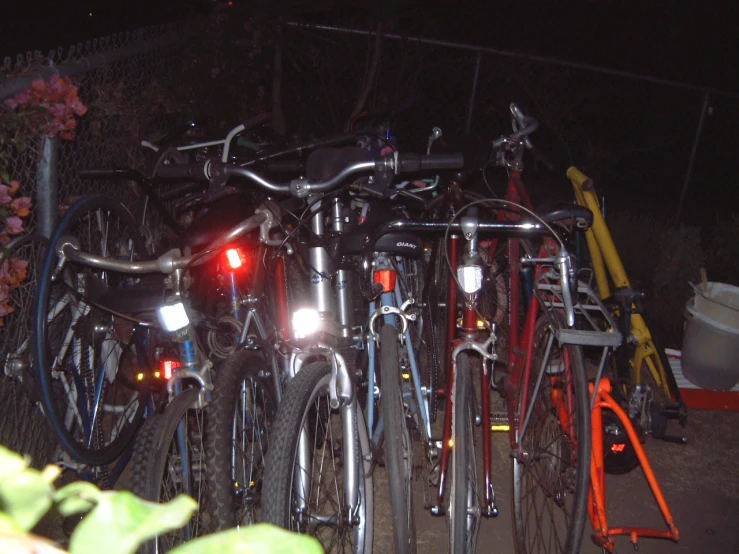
[374,408,739,553]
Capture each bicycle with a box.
[567,166,687,452]
[43,195,288,549]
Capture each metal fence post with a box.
[465,50,483,134]
[36,136,59,238]
[675,92,710,226]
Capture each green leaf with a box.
[54,481,103,517]
[169,524,324,554]
[0,446,28,478]
[0,170,10,184]
[0,458,54,531]
[69,492,197,554]
[0,512,23,534]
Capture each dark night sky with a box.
[1,1,736,94]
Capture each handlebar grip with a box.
[395,153,465,172]
[78,168,146,182]
[155,163,209,181]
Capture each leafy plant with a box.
[0,445,322,554]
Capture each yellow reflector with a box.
[136,373,144,381]
[447,439,454,448]
[491,424,510,432]
[154,371,161,378]
[402,373,410,380]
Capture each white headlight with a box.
[292,308,320,339]
[457,265,483,294]
[157,302,190,332]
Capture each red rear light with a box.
[373,269,397,293]
[611,443,626,453]
[225,247,246,270]
[160,359,181,380]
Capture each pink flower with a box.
[0,185,12,204]
[4,216,24,235]
[48,103,67,117]
[69,100,87,116]
[11,196,32,217]
[11,258,28,274]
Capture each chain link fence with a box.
[1,21,188,466]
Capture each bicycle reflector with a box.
[157,302,190,332]
[373,269,397,293]
[292,308,320,339]
[159,359,181,380]
[602,409,639,475]
[457,265,483,294]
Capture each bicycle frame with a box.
[567,167,684,415]
[588,377,679,551]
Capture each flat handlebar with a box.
[153,152,465,197]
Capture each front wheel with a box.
[33,195,149,465]
[512,316,591,554]
[448,352,480,553]
[379,324,416,554]
[262,361,373,554]
[129,388,209,553]
[204,350,277,529]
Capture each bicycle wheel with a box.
[512,315,591,554]
[33,195,149,465]
[262,361,374,554]
[448,352,480,553]
[379,324,416,554]
[204,350,276,529]
[422,237,450,423]
[129,388,208,553]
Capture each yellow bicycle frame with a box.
[567,167,672,399]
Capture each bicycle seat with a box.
[533,201,593,228]
[335,201,423,259]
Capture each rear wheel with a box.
[512,315,591,554]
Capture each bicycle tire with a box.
[448,352,480,553]
[379,324,416,554]
[262,361,373,554]
[512,315,591,554]
[33,194,148,465]
[203,350,276,530]
[129,388,208,553]
[422,237,450,423]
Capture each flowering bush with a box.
[0,178,33,327]
[4,75,88,140]
[0,75,87,327]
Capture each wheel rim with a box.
[232,376,275,525]
[289,375,364,553]
[37,197,148,464]
[513,333,585,553]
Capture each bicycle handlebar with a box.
[154,152,465,197]
[57,211,270,275]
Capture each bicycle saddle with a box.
[533,201,593,228]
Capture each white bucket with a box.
[681,282,739,390]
